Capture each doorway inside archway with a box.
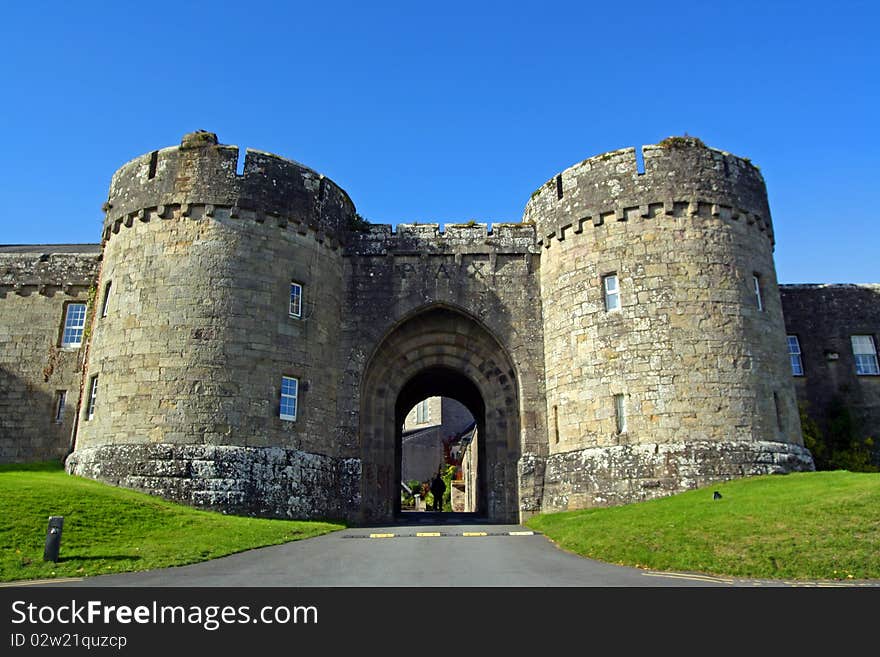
[358,305,521,524]
[397,373,482,517]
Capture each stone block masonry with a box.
[0,246,101,462]
[2,132,840,524]
[524,138,812,512]
[781,284,880,463]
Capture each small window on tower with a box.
[54,391,66,424]
[86,376,98,420]
[614,394,627,434]
[753,274,764,312]
[289,282,303,319]
[773,391,784,432]
[101,281,112,318]
[603,274,620,312]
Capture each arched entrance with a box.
[359,305,521,523]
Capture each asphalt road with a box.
[14,516,878,588]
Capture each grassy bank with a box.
[0,461,344,582]
[526,471,880,580]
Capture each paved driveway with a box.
[13,519,876,588]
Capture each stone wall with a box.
[68,133,358,520]
[67,444,360,519]
[401,428,444,483]
[402,397,474,483]
[524,138,812,511]
[0,246,101,462]
[780,284,880,463]
[0,132,822,523]
[342,223,547,522]
[402,396,442,432]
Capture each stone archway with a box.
[359,305,521,524]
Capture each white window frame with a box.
[787,335,804,376]
[603,273,620,312]
[101,281,112,318]
[280,376,299,421]
[289,282,303,319]
[416,399,430,424]
[61,303,88,348]
[753,274,763,312]
[86,376,98,420]
[852,335,879,375]
[614,393,627,434]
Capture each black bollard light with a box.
[43,516,64,562]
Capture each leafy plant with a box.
[800,398,877,472]
[658,135,706,149]
[347,213,371,232]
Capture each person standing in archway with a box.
[430,469,446,512]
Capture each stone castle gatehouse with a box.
[13,130,877,524]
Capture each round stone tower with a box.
[67,131,361,520]
[524,137,814,511]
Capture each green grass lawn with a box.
[0,461,345,583]
[526,470,880,580]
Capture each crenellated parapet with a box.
[345,222,538,256]
[102,131,356,245]
[523,138,775,248]
[102,202,346,251]
[0,245,101,297]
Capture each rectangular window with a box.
[787,335,804,376]
[603,274,620,312]
[86,376,98,420]
[54,391,66,424]
[289,282,303,319]
[61,303,88,347]
[614,393,626,434]
[101,281,112,318]
[753,274,763,311]
[852,335,879,375]
[416,399,429,424]
[280,376,298,420]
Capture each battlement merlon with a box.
[103,131,357,240]
[522,138,772,231]
[0,247,101,291]
[345,222,539,256]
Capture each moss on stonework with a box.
[658,135,707,149]
[81,283,98,347]
[180,131,219,149]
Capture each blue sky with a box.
[1,1,877,283]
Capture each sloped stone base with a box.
[66,444,361,522]
[539,440,815,512]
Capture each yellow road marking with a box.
[416,532,441,537]
[369,533,395,538]
[462,532,488,537]
[642,571,734,585]
[0,577,84,587]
